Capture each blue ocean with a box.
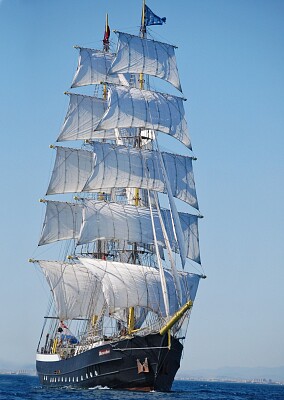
[0,375,283,400]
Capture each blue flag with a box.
[145,5,166,26]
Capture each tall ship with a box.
[29,1,205,392]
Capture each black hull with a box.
[36,333,183,392]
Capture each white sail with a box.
[71,48,122,88]
[109,31,182,91]
[84,142,198,209]
[78,200,163,246]
[57,93,108,142]
[39,201,83,246]
[46,146,94,195]
[165,211,201,264]
[96,85,191,149]
[161,151,198,208]
[79,258,201,318]
[38,199,200,263]
[37,260,104,320]
[157,146,186,268]
[78,199,200,263]
[84,142,163,192]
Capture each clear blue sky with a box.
[0,0,283,371]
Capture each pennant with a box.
[103,25,110,43]
[103,14,110,50]
[145,5,166,26]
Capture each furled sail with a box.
[37,260,104,320]
[96,85,191,149]
[57,93,108,142]
[71,47,122,88]
[79,258,201,318]
[38,201,83,246]
[109,31,182,92]
[84,142,198,209]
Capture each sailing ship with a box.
[29,1,205,392]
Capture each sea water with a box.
[0,375,284,400]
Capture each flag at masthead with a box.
[141,1,166,37]
[145,4,166,27]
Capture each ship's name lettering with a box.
[99,348,110,356]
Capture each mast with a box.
[139,1,186,269]
[134,0,146,207]
[132,0,146,251]
[98,13,110,258]
[103,13,109,100]
[103,13,110,52]
[139,0,146,90]
[133,2,146,207]
[139,0,171,319]
[140,0,146,38]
